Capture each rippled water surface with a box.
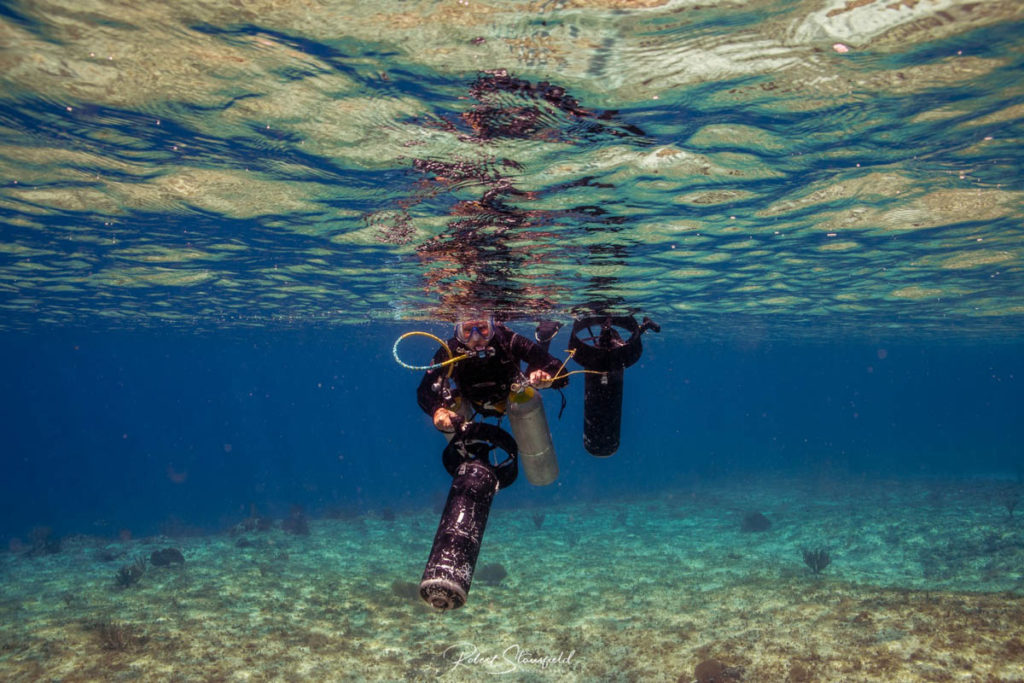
[1,0,1022,338]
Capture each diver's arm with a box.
[510,332,568,388]
[416,345,455,416]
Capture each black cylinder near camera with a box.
[582,367,625,457]
[569,315,659,457]
[420,422,517,611]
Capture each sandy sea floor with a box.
[2,475,1023,682]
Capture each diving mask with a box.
[455,316,495,345]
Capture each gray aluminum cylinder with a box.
[508,387,558,486]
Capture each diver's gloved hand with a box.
[433,407,460,433]
[528,369,553,389]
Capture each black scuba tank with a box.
[419,422,517,610]
[568,315,659,457]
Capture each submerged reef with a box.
[281,506,310,536]
[229,506,275,535]
[476,562,508,586]
[22,526,61,556]
[149,548,185,567]
[3,477,1024,680]
[114,556,146,588]
[740,511,771,532]
[390,580,421,602]
[802,548,832,574]
[95,547,126,563]
[691,658,744,682]
[91,620,148,652]
[1001,486,1021,518]
[532,512,546,530]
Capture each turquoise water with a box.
[1,0,1022,337]
[1,1,1024,680]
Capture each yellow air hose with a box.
[393,331,603,385]
[392,331,469,375]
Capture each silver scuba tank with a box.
[507,386,558,486]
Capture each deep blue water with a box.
[3,325,1021,545]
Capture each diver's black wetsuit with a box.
[417,323,567,419]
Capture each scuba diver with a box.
[400,313,657,610]
[411,313,568,610]
[417,314,568,435]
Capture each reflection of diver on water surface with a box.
[371,69,645,251]
[370,70,645,334]
[416,68,651,144]
[394,313,659,610]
